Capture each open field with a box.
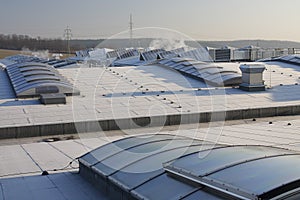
[0,49,74,59]
[0,49,22,59]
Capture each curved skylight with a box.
[6,62,80,97]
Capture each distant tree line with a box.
[0,34,89,53]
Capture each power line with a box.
[129,14,133,46]
[63,26,72,54]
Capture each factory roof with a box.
[2,115,300,199]
[1,52,300,199]
[0,58,299,138]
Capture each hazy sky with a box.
[1,0,300,41]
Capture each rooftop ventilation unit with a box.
[6,62,80,98]
[239,64,266,91]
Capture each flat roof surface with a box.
[0,61,299,129]
[1,59,300,199]
[1,115,300,199]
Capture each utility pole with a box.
[129,14,133,47]
[64,26,72,55]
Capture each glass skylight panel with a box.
[165,146,291,177]
[140,49,165,61]
[180,66,195,72]
[117,49,139,60]
[208,154,300,198]
[203,68,222,75]
[26,75,60,83]
[91,139,197,176]
[185,68,198,74]
[182,189,223,200]
[163,145,300,200]
[79,134,186,166]
[109,144,209,190]
[173,65,186,70]
[23,71,55,77]
[131,174,199,200]
[5,62,79,97]
[20,66,51,72]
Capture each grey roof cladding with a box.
[6,62,80,97]
[79,134,300,200]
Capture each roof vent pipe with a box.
[239,64,266,91]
